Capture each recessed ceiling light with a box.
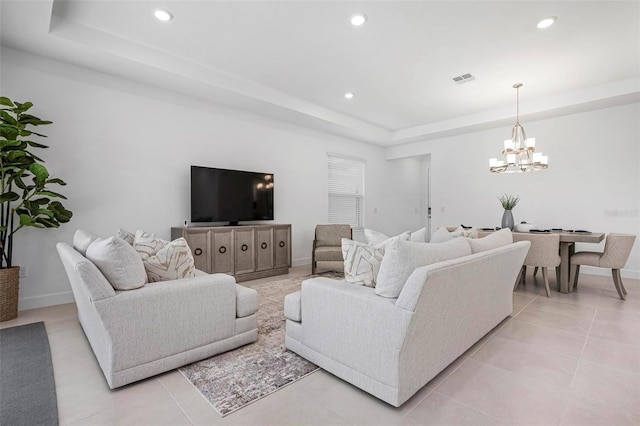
[350,13,367,26]
[344,93,355,99]
[537,16,556,29]
[154,9,173,22]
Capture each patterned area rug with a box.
[179,271,343,417]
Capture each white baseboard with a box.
[293,257,311,267]
[18,291,75,311]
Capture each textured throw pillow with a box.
[364,229,390,246]
[133,230,168,261]
[116,228,135,245]
[144,238,197,283]
[85,236,147,290]
[73,229,99,256]
[341,238,384,287]
[430,227,455,243]
[375,238,473,298]
[467,228,513,253]
[410,227,428,242]
[430,226,478,243]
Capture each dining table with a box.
[476,229,605,293]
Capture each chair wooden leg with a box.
[616,269,628,295]
[555,267,561,292]
[542,267,551,297]
[514,266,524,291]
[521,266,527,285]
[533,266,539,277]
[612,269,626,300]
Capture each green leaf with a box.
[0,97,14,107]
[36,209,55,218]
[26,141,49,149]
[29,163,49,182]
[32,198,50,205]
[46,177,66,186]
[35,217,59,228]
[0,110,17,125]
[0,192,20,203]
[19,214,35,226]
[36,190,67,199]
[7,150,26,162]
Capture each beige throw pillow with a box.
[133,230,168,261]
[144,238,196,283]
[341,238,384,287]
[375,238,473,298]
[85,236,147,290]
[467,228,513,253]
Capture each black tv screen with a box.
[191,166,274,224]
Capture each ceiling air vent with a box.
[452,73,476,84]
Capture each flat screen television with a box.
[191,166,274,225]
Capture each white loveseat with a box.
[284,237,530,407]
[57,230,258,388]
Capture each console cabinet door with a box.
[234,228,256,274]
[183,229,211,273]
[274,225,291,268]
[211,229,234,275]
[255,227,274,271]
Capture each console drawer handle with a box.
[241,244,248,252]
[218,246,226,254]
[261,242,268,250]
[279,241,285,248]
[194,248,203,256]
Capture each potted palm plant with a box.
[0,96,72,321]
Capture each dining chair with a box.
[513,233,560,297]
[569,233,636,300]
[312,224,352,274]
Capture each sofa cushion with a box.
[284,291,301,322]
[467,228,513,253]
[236,284,258,318]
[73,229,99,256]
[116,228,135,245]
[314,246,344,262]
[86,236,148,290]
[133,230,168,261]
[143,238,196,283]
[410,227,428,243]
[375,238,472,298]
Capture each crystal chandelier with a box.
[489,83,548,173]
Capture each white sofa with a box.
[284,238,530,407]
[57,230,258,388]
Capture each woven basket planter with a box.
[0,266,20,322]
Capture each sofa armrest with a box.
[299,277,413,386]
[235,284,258,317]
[93,273,237,372]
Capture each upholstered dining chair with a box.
[569,233,636,300]
[312,224,352,274]
[513,233,560,297]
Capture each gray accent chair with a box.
[311,224,352,274]
[569,233,636,300]
[56,230,259,388]
[513,233,561,297]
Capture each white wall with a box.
[387,102,640,278]
[1,48,423,310]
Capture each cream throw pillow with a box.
[467,228,513,253]
[144,238,196,283]
[116,228,135,245]
[375,238,472,298]
[364,229,389,245]
[133,230,168,261]
[86,236,147,290]
[410,227,428,242]
[341,239,384,287]
[430,226,478,243]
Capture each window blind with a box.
[327,154,364,230]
